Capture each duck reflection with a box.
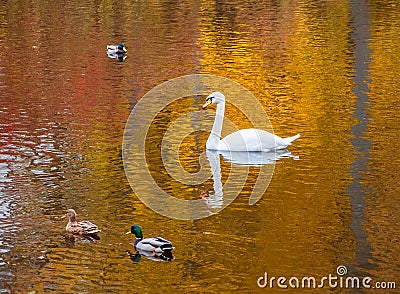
[107,52,127,62]
[64,233,100,248]
[126,249,173,263]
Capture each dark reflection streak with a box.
[348,0,373,273]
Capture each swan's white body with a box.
[202,92,300,152]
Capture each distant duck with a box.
[107,43,127,54]
[65,209,101,238]
[126,225,174,261]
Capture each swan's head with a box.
[202,92,225,109]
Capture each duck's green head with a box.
[118,43,127,52]
[129,225,143,238]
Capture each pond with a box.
[0,0,399,292]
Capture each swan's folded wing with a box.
[220,129,257,151]
[222,129,279,151]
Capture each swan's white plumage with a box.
[203,92,299,151]
[219,129,294,151]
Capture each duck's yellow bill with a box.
[125,231,131,234]
[202,100,212,109]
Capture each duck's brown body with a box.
[65,209,100,235]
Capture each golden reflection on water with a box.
[0,0,399,293]
[363,1,400,284]
[198,0,357,288]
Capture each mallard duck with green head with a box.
[107,43,127,54]
[126,225,174,261]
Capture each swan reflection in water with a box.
[200,91,300,210]
[218,149,297,166]
[201,149,298,209]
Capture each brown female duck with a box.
[65,209,101,236]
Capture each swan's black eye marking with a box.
[206,97,213,102]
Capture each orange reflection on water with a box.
[0,0,399,293]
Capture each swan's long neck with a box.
[206,102,225,150]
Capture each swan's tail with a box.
[282,134,300,146]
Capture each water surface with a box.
[0,0,399,292]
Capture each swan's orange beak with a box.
[202,100,212,109]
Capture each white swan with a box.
[202,92,300,151]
